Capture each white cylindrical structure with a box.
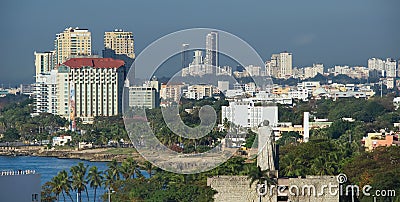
[303,112,310,142]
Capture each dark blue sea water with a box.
[0,156,148,201]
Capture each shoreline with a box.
[0,146,143,163]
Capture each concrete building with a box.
[185,84,213,100]
[52,135,72,146]
[32,70,58,115]
[20,84,34,96]
[55,27,92,65]
[128,87,158,109]
[221,100,278,128]
[205,31,218,68]
[182,50,213,77]
[34,51,56,79]
[128,78,160,109]
[245,65,262,77]
[216,65,232,76]
[217,81,230,93]
[265,52,293,79]
[304,64,324,79]
[57,58,125,123]
[368,58,385,71]
[181,43,190,68]
[0,170,41,202]
[104,29,135,59]
[160,83,185,104]
[385,58,397,78]
[333,65,350,76]
[362,133,400,151]
[398,60,400,78]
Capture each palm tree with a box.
[248,166,276,202]
[106,160,120,181]
[311,156,335,176]
[50,174,62,201]
[59,170,74,202]
[87,166,103,202]
[120,157,143,180]
[103,170,115,193]
[281,157,303,177]
[70,162,89,202]
[142,161,154,178]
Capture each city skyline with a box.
[0,0,399,85]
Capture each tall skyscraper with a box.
[34,51,56,79]
[205,31,218,68]
[265,52,293,79]
[104,29,135,59]
[181,43,190,68]
[55,27,92,65]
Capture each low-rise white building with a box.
[222,100,278,128]
[52,135,72,146]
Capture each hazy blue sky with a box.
[0,0,399,85]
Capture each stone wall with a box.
[207,175,339,202]
[207,175,276,202]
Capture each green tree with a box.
[70,162,88,202]
[58,170,73,202]
[87,166,103,202]
[1,128,20,142]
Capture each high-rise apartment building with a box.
[55,27,92,65]
[385,58,397,78]
[181,50,213,76]
[368,58,385,70]
[181,43,190,68]
[34,51,56,79]
[32,70,58,115]
[205,31,218,68]
[265,52,293,79]
[104,29,135,59]
[304,64,324,79]
[57,58,125,123]
[398,60,400,78]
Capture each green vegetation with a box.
[343,147,400,202]
[0,95,129,147]
[0,96,68,143]
[144,97,229,154]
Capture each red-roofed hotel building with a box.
[57,58,125,123]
